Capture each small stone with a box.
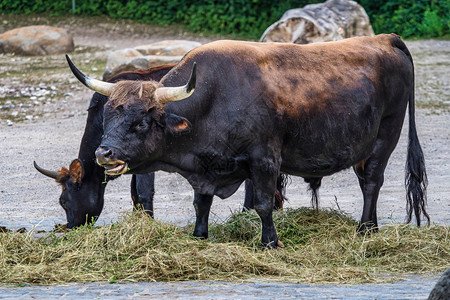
[7,120,13,126]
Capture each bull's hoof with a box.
[357,222,379,235]
[260,239,282,250]
[192,231,208,240]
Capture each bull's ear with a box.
[69,159,84,184]
[164,113,192,135]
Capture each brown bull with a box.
[67,34,428,248]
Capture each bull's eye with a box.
[135,120,148,132]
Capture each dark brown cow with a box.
[67,34,429,248]
[34,66,174,228]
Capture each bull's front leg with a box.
[250,155,280,249]
[243,179,255,211]
[254,188,278,249]
[192,193,214,239]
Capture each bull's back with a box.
[176,34,413,113]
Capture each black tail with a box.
[304,177,322,210]
[405,93,429,226]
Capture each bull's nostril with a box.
[104,149,112,158]
[95,147,113,163]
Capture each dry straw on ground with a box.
[0,208,448,285]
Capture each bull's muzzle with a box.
[95,147,128,175]
[95,147,113,165]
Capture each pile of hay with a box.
[0,208,448,285]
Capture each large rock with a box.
[260,0,374,44]
[103,40,201,81]
[428,268,450,300]
[0,25,74,56]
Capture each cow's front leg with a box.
[192,193,213,239]
[131,173,155,218]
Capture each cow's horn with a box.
[34,161,60,179]
[155,62,196,104]
[65,55,113,96]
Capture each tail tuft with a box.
[405,93,430,226]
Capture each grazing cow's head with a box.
[65,55,196,175]
[34,159,103,228]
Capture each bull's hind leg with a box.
[356,113,406,234]
[192,193,214,239]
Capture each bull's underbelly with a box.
[280,155,361,177]
[280,128,378,177]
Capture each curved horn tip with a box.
[65,54,88,87]
[33,161,60,180]
[154,62,197,104]
[65,54,113,96]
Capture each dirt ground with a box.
[0,15,449,232]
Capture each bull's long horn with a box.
[155,62,196,104]
[34,161,60,179]
[65,55,114,96]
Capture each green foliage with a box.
[359,0,449,38]
[0,0,320,39]
[1,0,449,39]
[419,6,446,37]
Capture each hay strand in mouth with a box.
[0,208,448,285]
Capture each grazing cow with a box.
[67,34,429,248]
[34,65,173,228]
[34,66,288,229]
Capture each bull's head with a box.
[66,55,196,175]
[34,159,104,228]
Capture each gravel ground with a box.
[0,275,441,299]
[0,15,448,298]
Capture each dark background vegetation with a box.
[1,0,449,39]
